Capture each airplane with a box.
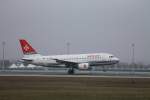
[19,39,119,74]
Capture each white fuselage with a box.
[22,53,119,68]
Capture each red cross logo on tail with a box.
[23,44,30,51]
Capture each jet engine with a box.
[78,63,90,70]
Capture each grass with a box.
[0,76,150,100]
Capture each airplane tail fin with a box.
[19,39,38,55]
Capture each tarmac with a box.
[0,69,150,78]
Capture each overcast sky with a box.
[0,0,150,64]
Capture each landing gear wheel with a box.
[68,68,75,74]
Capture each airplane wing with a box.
[53,59,78,66]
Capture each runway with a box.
[1,74,150,79]
[0,69,150,78]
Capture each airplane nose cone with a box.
[113,57,120,63]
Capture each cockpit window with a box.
[109,56,114,58]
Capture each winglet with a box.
[19,39,37,55]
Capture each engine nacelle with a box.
[78,63,90,70]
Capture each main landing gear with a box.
[68,68,75,74]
